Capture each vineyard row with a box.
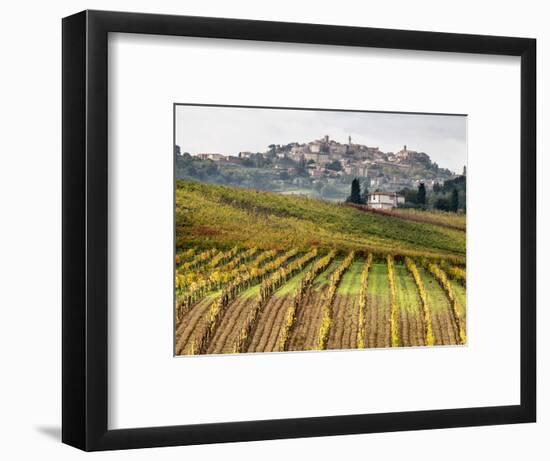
[176,248,466,354]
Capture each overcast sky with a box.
[175,105,467,173]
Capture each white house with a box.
[367,192,405,210]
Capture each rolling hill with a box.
[175,180,465,262]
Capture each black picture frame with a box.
[62,10,536,451]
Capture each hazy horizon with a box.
[175,105,467,174]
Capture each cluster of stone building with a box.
[194,135,450,192]
[285,135,382,174]
[280,135,448,190]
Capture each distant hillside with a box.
[175,135,458,202]
[175,180,466,262]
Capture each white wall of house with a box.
[368,193,403,209]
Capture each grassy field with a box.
[176,180,465,262]
[366,207,466,232]
[174,180,467,355]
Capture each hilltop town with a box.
[175,135,462,203]
[190,135,455,190]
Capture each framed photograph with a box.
[62,10,536,451]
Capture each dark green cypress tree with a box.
[450,188,459,212]
[360,182,369,204]
[417,182,426,206]
[347,178,362,204]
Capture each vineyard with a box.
[175,180,466,355]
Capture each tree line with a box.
[345,175,465,213]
